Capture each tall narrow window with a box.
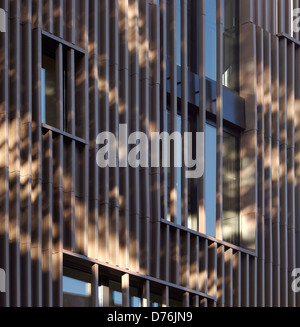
[42,53,58,127]
[187,114,198,231]
[176,0,181,66]
[223,131,240,245]
[165,109,198,230]
[205,123,240,244]
[109,281,122,307]
[166,111,182,225]
[205,123,217,237]
[42,35,86,137]
[188,0,199,74]
[205,0,217,81]
[223,0,239,91]
[167,0,181,67]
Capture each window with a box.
[130,286,142,307]
[99,279,143,308]
[167,0,181,67]
[205,123,217,237]
[42,53,58,128]
[41,35,86,138]
[223,131,240,245]
[185,0,240,90]
[188,0,199,74]
[204,123,240,245]
[223,0,239,91]
[109,280,122,307]
[63,267,91,307]
[187,116,198,231]
[166,111,181,224]
[150,292,162,307]
[205,0,217,81]
[165,110,198,230]
[166,0,201,74]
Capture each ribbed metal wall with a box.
[0,0,299,307]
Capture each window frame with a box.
[163,101,242,247]
[205,115,241,246]
[41,31,87,143]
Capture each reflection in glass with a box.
[130,287,142,307]
[176,0,181,66]
[166,112,181,225]
[187,116,198,231]
[165,0,239,91]
[188,0,199,74]
[150,293,162,307]
[205,0,217,81]
[166,110,198,231]
[109,281,122,307]
[167,0,181,67]
[42,54,58,128]
[223,132,240,245]
[63,267,91,307]
[223,0,239,91]
[204,124,240,244]
[205,124,217,237]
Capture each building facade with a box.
[0,0,300,307]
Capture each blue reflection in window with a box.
[176,114,182,225]
[176,0,181,67]
[131,296,142,307]
[205,0,217,81]
[205,124,217,237]
[112,290,122,306]
[166,112,182,225]
[63,276,90,296]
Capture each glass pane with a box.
[166,111,181,225]
[187,115,198,231]
[131,296,141,307]
[167,110,171,221]
[109,281,122,307]
[188,178,198,231]
[130,286,142,307]
[176,114,181,225]
[176,0,181,66]
[63,268,91,307]
[42,54,58,128]
[223,132,239,245]
[205,124,217,237]
[167,0,181,67]
[223,0,239,91]
[205,0,217,81]
[41,68,46,124]
[188,0,199,74]
[150,293,162,307]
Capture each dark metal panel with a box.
[168,66,245,130]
